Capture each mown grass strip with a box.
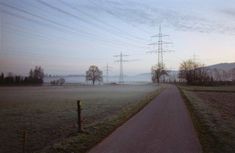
[178,87,215,153]
[40,86,165,153]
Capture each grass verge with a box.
[178,86,235,153]
[39,86,165,153]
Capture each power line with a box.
[0,9,86,45]
[57,0,147,42]
[36,0,147,48]
[0,1,145,49]
[87,0,151,36]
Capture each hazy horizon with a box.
[1,0,235,76]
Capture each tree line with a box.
[0,65,104,86]
[151,59,235,86]
[0,66,44,85]
[178,59,235,86]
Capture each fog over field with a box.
[44,75,152,84]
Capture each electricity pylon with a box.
[104,64,112,83]
[147,25,173,69]
[114,52,129,83]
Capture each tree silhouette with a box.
[29,66,44,84]
[86,65,103,85]
[179,59,212,85]
[151,64,168,83]
[0,66,44,85]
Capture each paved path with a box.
[88,85,202,153]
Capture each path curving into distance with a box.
[88,85,202,153]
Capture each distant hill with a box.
[205,62,235,81]
[207,62,235,71]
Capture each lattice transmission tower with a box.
[104,64,112,83]
[114,52,129,83]
[147,25,173,69]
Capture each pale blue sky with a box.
[0,0,235,75]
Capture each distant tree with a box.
[29,69,34,79]
[86,65,103,85]
[0,73,4,79]
[14,76,22,84]
[5,72,14,84]
[50,78,65,86]
[179,59,195,83]
[151,63,168,83]
[29,66,44,84]
[179,59,212,85]
[0,66,44,85]
[0,73,4,84]
[34,66,44,81]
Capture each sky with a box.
[0,0,235,76]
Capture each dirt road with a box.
[88,85,202,153]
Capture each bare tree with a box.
[86,65,103,85]
[151,64,168,83]
[179,59,212,85]
[179,59,195,83]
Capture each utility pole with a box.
[114,52,129,83]
[147,25,173,69]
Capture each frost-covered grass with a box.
[179,85,235,153]
[179,85,235,92]
[0,84,160,153]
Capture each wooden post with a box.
[77,100,82,132]
[22,130,27,153]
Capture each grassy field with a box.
[0,84,161,153]
[179,85,235,153]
